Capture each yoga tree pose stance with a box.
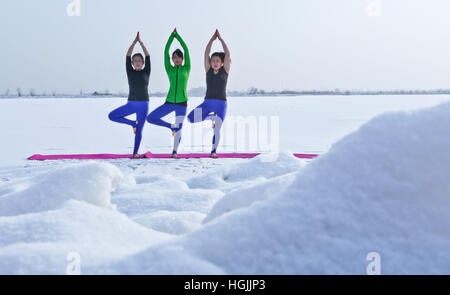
[187,29,231,158]
[146,28,191,159]
[108,32,151,158]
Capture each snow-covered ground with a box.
[0,95,449,274]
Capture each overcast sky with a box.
[1,0,450,94]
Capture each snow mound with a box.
[111,173,224,235]
[133,211,205,235]
[96,244,226,275]
[0,162,123,217]
[113,186,223,216]
[223,152,306,181]
[202,172,297,224]
[108,101,450,274]
[0,200,172,274]
[134,174,189,190]
[187,151,306,190]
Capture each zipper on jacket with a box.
[174,66,179,103]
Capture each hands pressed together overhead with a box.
[211,29,223,41]
[134,32,142,44]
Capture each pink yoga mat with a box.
[28,152,319,160]
[28,153,146,160]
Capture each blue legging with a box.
[146,103,187,153]
[187,99,227,153]
[108,100,149,155]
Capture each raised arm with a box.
[217,31,231,73]
[204,30,217,72]
[174,31,190,71]
[139,41,150,57]
[164,31,176,73]
[137,33,151,74]
[127,32,139,56]
[126,33,139,73]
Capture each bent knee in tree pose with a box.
[146,28,191,158]
[187,29,231,158]
[108,32,151,158]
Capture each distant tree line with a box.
[3,87,450,98]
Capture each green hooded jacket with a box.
[164,32,190,104]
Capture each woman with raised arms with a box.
[146,28,191,159]
[187,29,231,158]
[108,32,150,158]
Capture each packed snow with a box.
[0,95,449,274]
[0,162,173,274]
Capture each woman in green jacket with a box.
[147,28,190,158]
